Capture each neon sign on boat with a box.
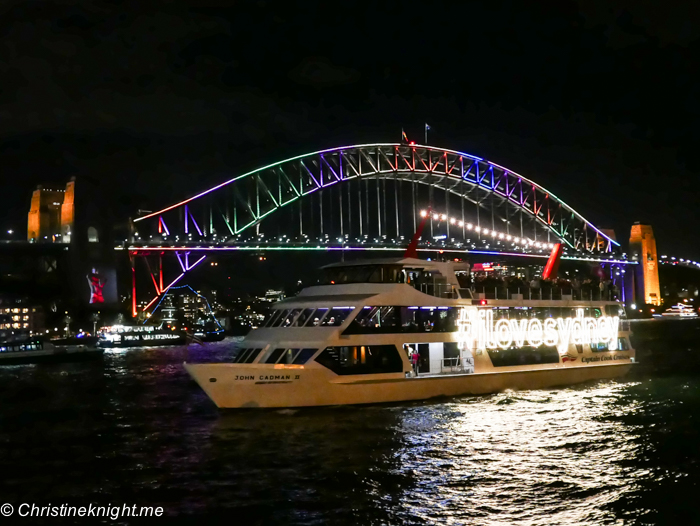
[457,308,620,352]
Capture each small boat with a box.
[661,303,698,318]
[50,334,99,347]
[0,333,103,366]
[194,328,226,342]
[98,324,186,348]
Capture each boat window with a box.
[279,309,302,327]
[487,346,560,367]
[277,348,300,364]
[305,308,329,326]
[590,342,609,352]
[605,305,625,317]
[264,310,283,327]
[244,348,263,363]
[270,309,291,327]
[618,337,630,351]
[292,308,316,327]
[401,306,457,333]
[264,348,287,364]
[455,271,471,288]
[345,306,400,333]
[320,307,355,327]
[232,348,250,363]
[344,306,460,334]
[292,348,318,364]
[323,265,402,284]
[315,345,404,375]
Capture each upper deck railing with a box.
[406,281,621,302]
[409,282,465,299]
[475,287,619,302]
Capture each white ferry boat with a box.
[661,303,698,318]
[185,253,635,408]
[98,324,185,348]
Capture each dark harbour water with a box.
[1,320,700,525]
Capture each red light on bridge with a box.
[409,141,416,145]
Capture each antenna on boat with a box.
[404,207,431,258]
[542,243,563,279]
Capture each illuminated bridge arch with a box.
[133,143,618,255]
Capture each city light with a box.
[419,210,555,250]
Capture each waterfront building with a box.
[0,297,45,333]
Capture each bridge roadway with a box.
[122,239,633,265]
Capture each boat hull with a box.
[184,362,635,409]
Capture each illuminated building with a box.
[26,177,76,243]
[61,178,75,242]
[27,185,66,242]
[629,223,661,306]
[0,297,45,333]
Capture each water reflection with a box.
[1,331,700,524]
[391,383,645,525]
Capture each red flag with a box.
[542,243,563,279]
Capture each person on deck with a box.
[411,349,420,376]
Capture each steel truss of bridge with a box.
[126,143,625,314]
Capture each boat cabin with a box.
[320,258,472,299]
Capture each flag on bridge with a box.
[401,128,409,143]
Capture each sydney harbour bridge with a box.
[126,143,626,314]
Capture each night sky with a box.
[1,1,699,259]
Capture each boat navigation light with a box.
[480,299,488,305]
